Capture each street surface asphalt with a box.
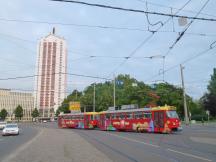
[0,122,215,162]
[0,123,38,161]
[74,124,216,162]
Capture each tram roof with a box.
[99,105,176,114]
[58,105,176,116]
[58,111,99,116]
[84,112,99,115]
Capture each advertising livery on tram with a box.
[58,105,181,133]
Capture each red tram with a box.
[58,105,181,133]
[58,112,98,129]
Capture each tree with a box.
[201,68,216,117]
[31,108,39,118]
[207,68,216,96]
[58,74,198,117]
[14,105,23,121]
[0,109,8,120]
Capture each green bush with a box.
[191,114,208,121]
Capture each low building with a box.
[0,89,34,121]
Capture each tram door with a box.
[84,115,89,128]
[153,111,164,132]
[100,114,105,130]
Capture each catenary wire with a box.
[51,0,216,22]
[144,40,216,82]
[106,0,192,77]
[0,72,112,81]
[135,0,216,18]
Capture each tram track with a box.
[74,130,184,162]
[77,130,139,162]
[108,131,216,156]
[70,129,214,162]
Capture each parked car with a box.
[2,123,19,136]
[43,120,47,123]
[0,121,7,130]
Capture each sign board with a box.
[108,107,115,111]
[121,104,138,110]
[132,83,138,87]
[69,102,81,111]
[178,17,187,26]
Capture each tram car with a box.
[58,112,98,129]
[98,105,181,133]
[58,105,181,133]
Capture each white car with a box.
[2,123,19,136]
[0,121,7,130]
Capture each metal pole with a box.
[113,75,116,109]
[180,64,189,125]
[162,56,165,82]
[93,83,95,112]
[84,105,86,113]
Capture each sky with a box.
[0,0,215,99]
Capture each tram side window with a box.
[94,115,98,120]
[119,113,125,119]
[89,115,92,120]
[106,114,111,120]
[111,113,117,119]
[66,116,71,120]
[90,115,95,120]
[126,112,133,119]
[144,112,151,119]
[134,112,143,119]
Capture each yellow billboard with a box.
[69,102,81,111]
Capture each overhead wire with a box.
[1,1,214,90]
[144,40,216,82]
[145,1,163,27]
[106,0,193,77]
[51,0,216,22]
[160,0,210,82]
[135,0,216,18]
[0,72,112,81]
[168,0,210,51]
[1,19,216,37]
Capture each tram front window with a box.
[166,111,179,118]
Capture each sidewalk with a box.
[2,127,113,162]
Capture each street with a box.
[74,124,216,162]
[0,123,215,162]
[0,123,39,161]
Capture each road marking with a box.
[107,132,160,148]
[167,148,212,161]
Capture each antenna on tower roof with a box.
[52,27,55,35]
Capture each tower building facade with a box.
[34,28,67,117]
